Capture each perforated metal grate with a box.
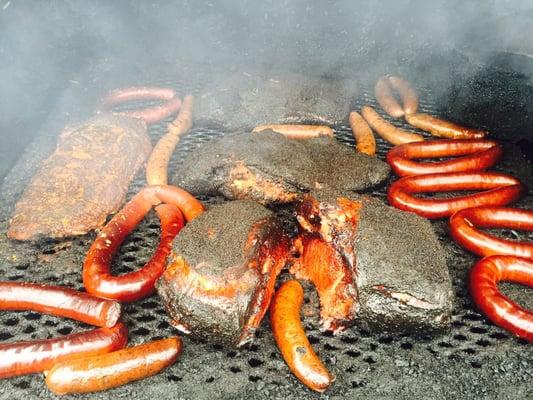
[0,73,531,400]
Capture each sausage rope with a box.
[386,139,503,177]
[83,185,204,302]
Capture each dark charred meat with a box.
[195,71,358,130]
[156,200,290,347]
[293,193,454,333]
[173,130,390,205]
[8,114,151,240]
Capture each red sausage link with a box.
[470,255,533,342]
[45,337,182,395]
[0,282,121,328]
[387,172,526,219]
[83,185,204,302]
[450,206,533,258]
[0,323,128,379]
[100,87,182,125]
[386,139,503,177]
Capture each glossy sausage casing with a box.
[361,106,424,145]
[0,323,128,379]
[252,124,334,139]
[270,280,333,393]
[349,111,376,156]
[386,139,503,177]
[387,172,526,219]
[0,282,121,328]
[450,206,533,258]
[83,185,204,302]
[470,255,532,342]
[100,86,182,125]
[45,337,182,395]
[405,113,486,139]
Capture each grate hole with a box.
[57,326,73,335]
[142,301,160,309]
[469,326,488,334]
[14,264,29,271]
[324,343,339,351]
[226,351,237,358]
[249,375,262,382]
[476,339,491,347]
[13,380,30,389]
[23,325,36,334]
[463,348,476,355]
[340,335,358,344]
[248,358,263,368]
[345,350,361,358]
[463,313,484,322]
[363,356,376,364]
[378,336,393,344]
[4,317,19,326]
[248,344,259,352]
[132,327,150,336]
[438,342,453,348]
[490,332,508,340]
[212,344,223,351]
[471,361,482,369]
[352,380,367,388]
[230,366,241,373]
[0,332,14,340]
[136,314,156,322]
[122,255,137,263]
[453,334,467,341]
[44,320,58,327]
[8,275,25,281]
[168,374,181,382]
[157,321,170,329]
[205,377,214,383]
[308,335,319,345]
[24,312,41,321]
[401,342,413,350]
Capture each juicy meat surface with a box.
[156,200,290,347]
[293,193,454,333]
[8,114,151,240]
[195,71,358,131]
[172,130,390,205]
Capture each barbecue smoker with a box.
[0,1,532,399]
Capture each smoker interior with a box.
[1,2,533,400]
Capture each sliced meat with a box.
[195,71,357,130]
[8,114,151,240]
[293,193,453,333]
[172,130,390,205]
[156,200,290,347]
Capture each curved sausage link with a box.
[387,76,419,115]
[387,172,526,219]
[45,337,182,395]
[405,113,486,139]
[374,77,405,118]
[270,280,334,393]
[361,106,424,145]
[470,255,533,342]
[449,206,533,258]
[0,323,128,379]
[83,185,204,302]
[0,282,121,328]
[146,95,194,185]
[252,124,334,139]
[386,139,503,177]
[349,111,376,156]
[100,86,182,125]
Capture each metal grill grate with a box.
[0,74,531,400]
